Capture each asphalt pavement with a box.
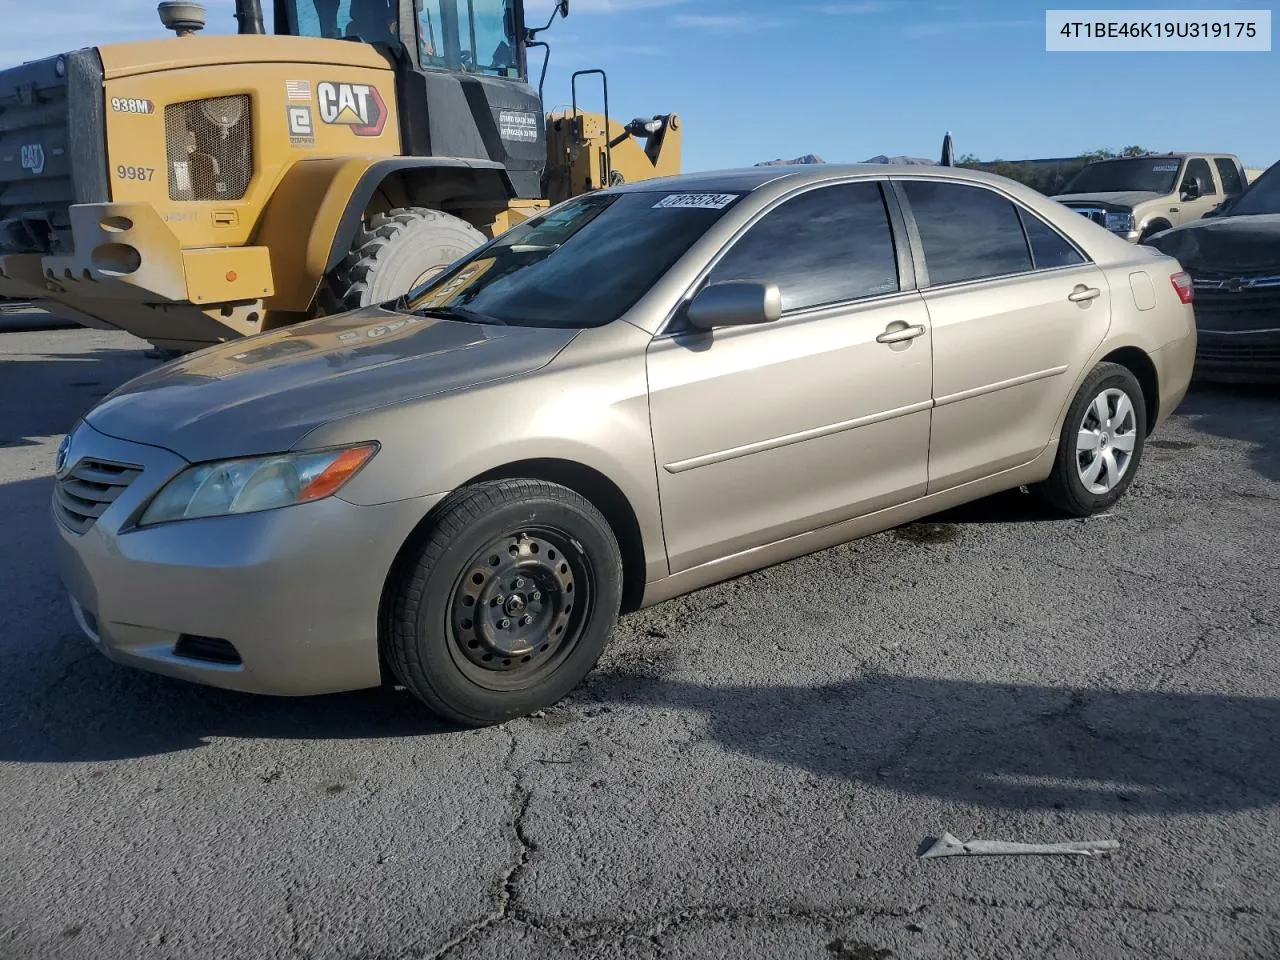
[2,328,1278,960]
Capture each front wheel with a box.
[1030,362,1148,517]
[320,206,486,314]
[386,479,624,726]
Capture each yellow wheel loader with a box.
[0,0,682,352]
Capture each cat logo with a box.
[20,143,46,175]
[316,82,387,137]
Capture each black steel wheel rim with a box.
[446,526,594,691]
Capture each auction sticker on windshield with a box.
[653,193,740,209]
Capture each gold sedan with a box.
[52,163,1197,724]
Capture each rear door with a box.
[645,178,934,573]
[892,177,1113,493]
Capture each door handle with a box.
[1068,286,1101,303]
[876,323,926,344]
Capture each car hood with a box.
[1145,214,1280,275]
[1053,191,1163,210]
[86,306,580,462]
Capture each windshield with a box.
[288,0,399,45]
[397,190,748,328]
[286,0,518,76]
[419,0,520,78]
[1229,163,1280,216]
[1063,158,1184,195]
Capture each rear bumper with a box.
[1152,331,1197,425]
[52,421,443,696]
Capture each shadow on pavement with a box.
[1178,383,1280,483]
[583,670,1280,815]
[0,472,454,763]
[0,349,157,448]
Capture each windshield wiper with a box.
[409,305,508,326]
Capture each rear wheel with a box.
[386,479,624,726]
[320,206,486,314]
[1030,362,1148,517]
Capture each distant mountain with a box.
[755,154,825,166]
[754,153,941,167]
[861,155,938,165]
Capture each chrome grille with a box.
[54,458,141,534]
[1192,275,1280,333]
[164,94,253,202]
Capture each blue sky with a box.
[5,0,1275,170]
[528,0,1278,170]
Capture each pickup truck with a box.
[1051,152,1248,243]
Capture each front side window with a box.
[704,181,900,313]
[903,180,1033,286]
[418,0,520,77]
[399,190,746,328]
[288,0,399,44]
[1064,158,1184,195]
[1184,158,1217,197]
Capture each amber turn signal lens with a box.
[297,444,379,502]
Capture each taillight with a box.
[1170,271,1194,304]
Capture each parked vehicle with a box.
[1053,152,1248,242]
[1144,160,1280,384]
[52,164,1196,725]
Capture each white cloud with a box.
[803,2,887,14]
[672,13,787,32]
[528,0,688,13]
[902,17,1037,39]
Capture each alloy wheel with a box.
[1076,387,1138,494]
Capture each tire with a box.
[1138,220,1171,244]
[386,479,624,727]
[1030,362,1148,518]
[320,206,486,314]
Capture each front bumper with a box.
[1194,330,1280,385]
[52,421,444,696]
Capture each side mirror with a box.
[1180,179,1200,201]
[686,281,782,331]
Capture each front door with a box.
[646,179,934,574]
[893,177,1113,492]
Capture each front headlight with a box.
[137,443,378,526]
[1105,211,1135,233]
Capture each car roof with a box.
[610,162,1026,196]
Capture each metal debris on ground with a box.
[920,832,1120,858]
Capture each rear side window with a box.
[1214,158,1244,196]
[706,181,900,312]
[1017,208,1085,269]
[902,180,1033,285]
[1185,158,1217,196]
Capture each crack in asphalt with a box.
[426,728,538,960]
[284,887,300,955]
[958,894,1277,921]
[1153,632,1215,689]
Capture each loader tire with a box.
[320,206,486,314]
